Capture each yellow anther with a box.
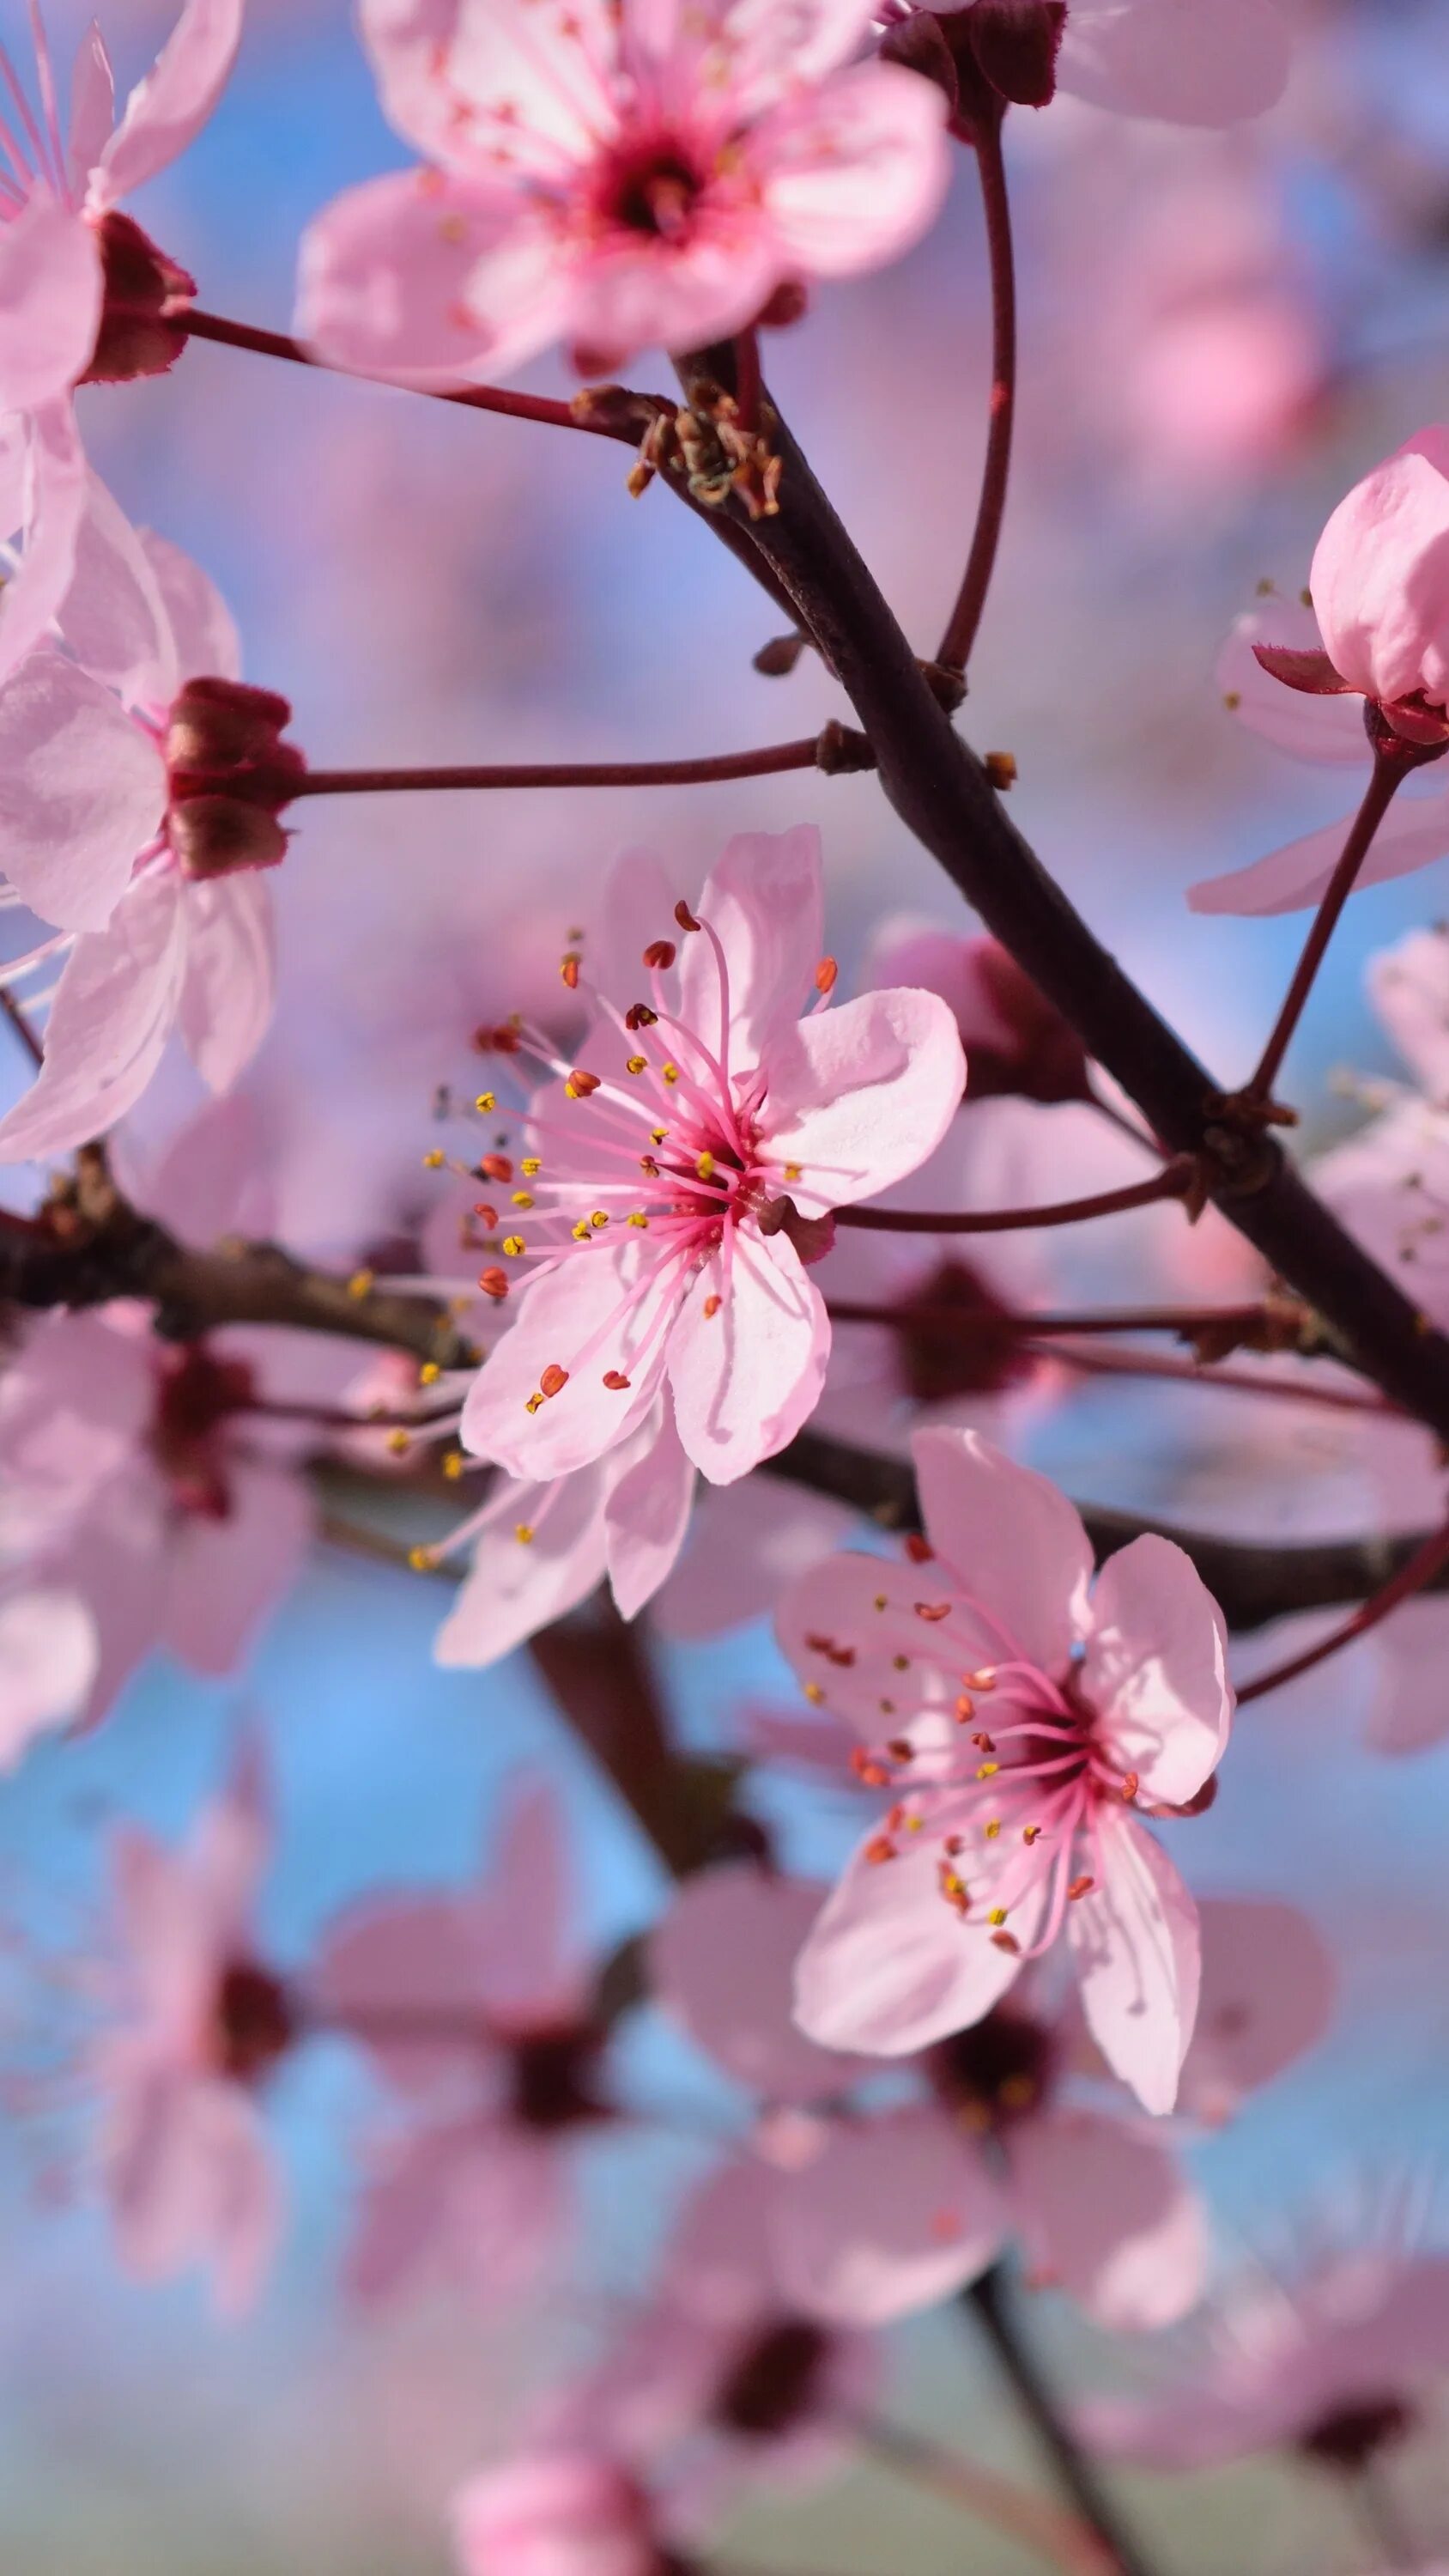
[785,1163,802,1182]
[443,1450,465,1480]
[987,1906,1008,1926]
[408,1544,438,1571]
[984,1820,1002,1840]
[385,1430,410,1456]
[892,1654,908,1671]
[874,1594,888,1612]
[976,1761,999,1779]
[696,1151,715,1180]
[521,1157,543,1177]
[651,1127,668,1144]
[626,1054,648,1075]
[422,1148,446,1169]
[999,2075,1035,2111]
[572,1219,592,1242]
[347,1269,374,1300]
[419,1362,440,1386]
[904,1814,924,1833]
[515,1523,536,1545]
[590,1210,609,1230]
[662,1063,680,1085]
[503,1234,527,1257]
[525,1392,545,1414]
[627,1212,649,1228]
[475,1091,496,1113]
[803,1681,825,1704]
[511,1192,534,1209]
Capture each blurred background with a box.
[3,0,1449,2568]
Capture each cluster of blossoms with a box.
[6,3,1449,2576]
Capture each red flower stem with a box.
[937,112,1017,677]
[826,1298,1284,1339]
[1246,749,1407,1103]
[854,2415,1117,2576]
[1025,1337,1391,1414]
[1236,1514,1449,1703]
[0,987,42,1066]
[290,736,845,799]
[181,307,615,437]
[834,1160,1192,1233]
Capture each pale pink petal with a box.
[1007,2105,1205,2330]
[105,2069,280,2314]
[61,1481,170,1728]
[473,1777,581,2020]
[0,1310,152,1531]
[771,2106,1005,2324]
[666,1231,828,1484]
[58,474,179,708]
[778,1548,983,1740]
[110,1819,215,2026]
[1367,1594,1449,1753]
[312,1897,491,2096]
[452,2453,657,2576]
[346,2119,563,2308]
[0,650,166,929]
[297,169,565,385]
[177,875,277,1093]
[587,845,676,1004]
[912,1425,1093,1674]
[1366,925,1449,1102]
[1311,426,1449,708]
[1058,0,1293,125]
[1216,601,1369,766]
[1067,1810,1199,2115]
[137,527,242,684]
[762,988,965,1221]
[793,1820,1042,2056]
[666,0,882,118]
[552,222,782,369]
[189,1735,272,1943]
[0,873,186,1163]
[1082,1534,1232,1806]
[421,0,620,174]
[68,22,117,190]
[460,1238,675,1478]
[435,1469,610,1668]
[0,192,101,414]
[650,1862,868,2103]
[1189,792,1449,917]
[161,1456,313,1676]
[603,1402,694,1619]
[134,1094,267,1245]
[679,826,823,1069]
[0,399,88,684]
[1178,1896,1334,2122]
[756,64,949,280]
[90,0,246,208]
[0,1587,97,1769]
[654,1474,852,1641]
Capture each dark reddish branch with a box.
[825,1296,1307,1346]
[1236,1516,1449,1704]
[669,355,1449,1444]
[526,1602,743,1878]
[967,2269,1154,2576]
[290,727,872,799]
[835,1162,1191,1233]
[938,112,1017,675]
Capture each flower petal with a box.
[58,473,179,708]
[138,527,242,683]
[0,873,186,1163]
[1216,601,1370,766]
[460,1236,675,1478]
[912,1425,1093,1674]
[0,650,166,930]
[757,62,949,281]
[1066,1810,1199,2114]
[1189,792,1449,916]
[650,1862,870,2103]
[603,1401,694,1618]
[679,825,823,1071]
[793,1818,1041,2057]
[90,0,246,207]
[1082,1533,1232,1807]
[0,399,88,686]
[161,1456,312,1676]
[762,986,965,1218]
[297,167,564,384]
[0,1587,97,1770]
[1008,2105,1205,2329]
[1058,0,1293,125]
[1177,1895,1334,2122]
[435,1467,610,1668]
[667,1230,828,1484]
[177,875,277,1093]
[772,2106,1005,2324]
[0,192,101,414]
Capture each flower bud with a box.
[164,678,306,879]
[1311,426,1449,718]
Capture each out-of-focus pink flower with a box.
[0,489,294,1157]
[313,1781,610,2309]
[1082,2231,1449,2471]
[452,2453,664,2576]
[0,2,244,676]
[1313,927,1449,1339]
[0,1583,97,1768]
[783,1426,1234,2113]
[92,1739,290,2313]
[298,0,949,382]
[862,920,1088,1105]
[894,0,1294,125]
[459,829,964,1488]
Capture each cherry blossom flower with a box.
[1081,2224,1449,2474]
[458,830,964,1488]
[298,0,951,383]
[1313,927,1449,1344]
[863,920,1090,1105]
[0,1582,97,1769]
[313,1781,611,2308]
[452,2453,665,2576]
[884,0,1295,127]
[0,1,243,677]
[0,483,294,1157]
[91,1740,291,2313]
[781,1426,1234,2113]
[653,1863,1330,2330]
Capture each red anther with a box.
[886,1736,914,1760]
[561,955,580,989]
[914,1601,951,1623]
[643,939,676,971]
[473,1203,499,1227]
[991,1930,1022,1955]
[955,1696,974,1723]
[674,901,702,932]
[703,1294,722,1318]
[943,1834,964,1856]
[625,1003,658,1030]
[1067,1874,1094,1902]
[825,1643,856,1668]
[1022,1824,1041,1845]
[815,957,839,995]
[539,1364,570,1399]
[479,1154,513,1184]
[478,1267,509,1299]
[905,1534,934,1564]
[474,1023,522,1054]
[864,1835,897,1865]
[805,1632,838,1656]
[567,1068,601,1097]
[602,1370,632,1390]
[1119,1771,1140,1803]
[971,1731,996,1753]
[885,1802,907,1835]
[850,1749,890,1788]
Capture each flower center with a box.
[712,2317,832,2439]
[212,1958,295,2084]
[928,2004,1056,2130]
[506,2023,609,2133]
[894,1259,1034,1402]
[150,1343,256,1520]
[597,137,706,240]
[1297,2395,1416,2470]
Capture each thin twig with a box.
[834,1162,1193,1233]
[290,730,870,799]
[1236,1516,1449,1703]
[938,113,1017,676]
[0,987,43,1066]
[1246,747,1408,1104]
[966,2270,1159,2576]
[182,308,616,437]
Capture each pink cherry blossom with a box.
[0,1582,97,1768]
[0,486,291,1157]
[91,1739,291,2313]
[458,830,965,1488]
[891,0,1295,125]
[782,1426,1234,2113]
[452,2453,664,2576]
[313,1781,610,2308]
[1081,2230,1449,2472]
[0,3,244,677]
[298,0,950,384]
[863,919,1091,1105]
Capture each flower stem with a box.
[181,307,615,437]
[856,2415,1116,2576]
[938,113,1017,677]
[1237,1513,1449,1703]
[0,987,42,1066]
[1026,1337,1390,1414]
[965,2269,1161,2576]
[1246,749,1408,1104]
[289,734,863,799]
[834,1161,1193,1233]
[826,1298,1289,1340]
